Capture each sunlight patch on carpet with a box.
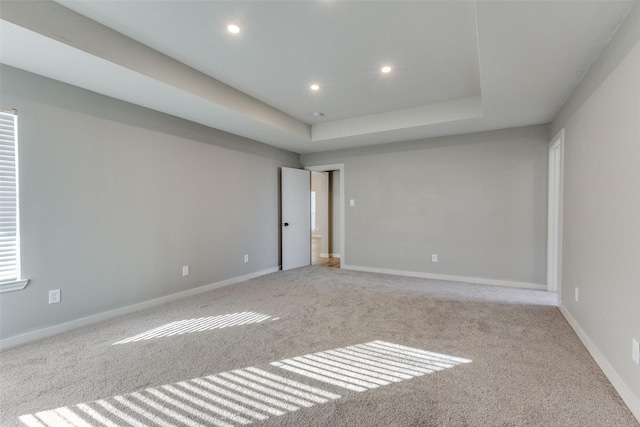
[272,340,472,392]
[19,341,470,426]
[18,366,340,427]
[113,312,278,345]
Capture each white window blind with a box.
[0,108,21,284]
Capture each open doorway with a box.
[547,129,564,296]
[311,170,341,268]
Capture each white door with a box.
[281,167,311,270]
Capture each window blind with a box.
[0,109,20,283]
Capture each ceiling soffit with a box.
[0,1,635,153]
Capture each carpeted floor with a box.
[1,266,637,426]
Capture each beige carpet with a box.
[1,266,637,426]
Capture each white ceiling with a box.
[0,0,635,153]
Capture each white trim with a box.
[547,129,565,294]
[0,267,279,350]
[0,279,29,293]
[320,252,330,258]
[559,304,640,423]
[330,253,341,259]
[305,164,345,268]
[342,264,547,291]
[0,109,24,285]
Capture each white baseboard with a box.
[559,304,640,423]
[341,264,547,291]
[0,267,279,350]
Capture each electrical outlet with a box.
[632,339,640,365]
[574,287,579,302]
[182,266,189,276]
[431,254,438,263]
[48,289,61,304]
[244,254,249,263]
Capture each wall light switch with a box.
[244,254,249,263]
[575,287,579,302]
[633,339,640,365]
[182,266,190,276]
[431,254,438,262]
[350,199,355,207]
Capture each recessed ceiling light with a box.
[227,24,240,34]
[381,66,392,74]
[310,84,320,91]
[312,112,324,118]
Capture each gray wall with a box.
[302,125,549,287]
[551,2,640,412]
[0,65,299,340]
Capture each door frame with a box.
[305,164,345,267]
[547,129,564,294]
